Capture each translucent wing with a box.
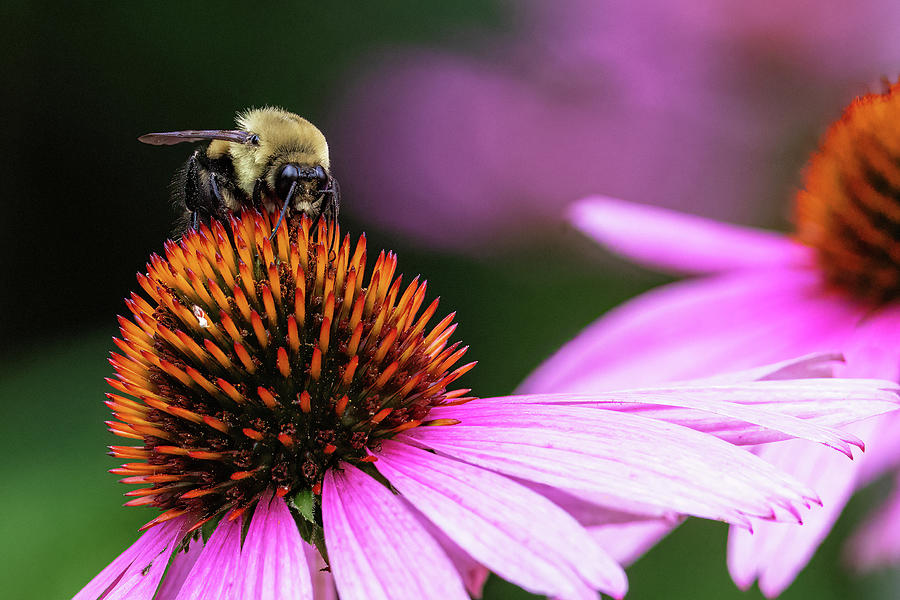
[138,130,256,146]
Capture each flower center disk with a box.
[107,211,474,530]
[796,80,900,303]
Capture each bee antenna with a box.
[270,181,297,241]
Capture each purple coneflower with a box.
[75,210,898,600]
[522,82,900,596]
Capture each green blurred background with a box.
[2,2,898,598]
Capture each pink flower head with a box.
[74,211,899,599]
[523,82,900,596]
[331,0,900,251]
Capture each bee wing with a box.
[138,130,255,146]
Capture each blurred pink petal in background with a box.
[331,0,900,250]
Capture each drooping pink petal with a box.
[569,196,811,275]
[857,413,900,486]
[155,537,205,600]
[373,439,627,600]
[843,307,900,484]
[410,502,490,598]
[518,267,862,394]
[511,481,685,572]
[701,307,900,594]
[404,404,818,525]
[173,516,243,600]
[846,477,900,570]
[72,515,189,600]
[522,480,679,525]
[238,490,313,600]
[727,430,871,597]
[725,416,900,593]
[303,542,337,600]
[322,463,469,600]
[587,520,681,567]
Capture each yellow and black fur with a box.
[140,108,339,235]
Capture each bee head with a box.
[228,107,330,198]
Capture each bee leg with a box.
[252,178,265,209]
[183,151,209,231]
[183,152,202,211]
[319,176,340,221]
[174,150,239,235]
[323,176,341,249]
[208,172,229,220]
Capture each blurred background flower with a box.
[5,1,900,599]
[331,0,900,251]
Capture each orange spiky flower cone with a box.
[106,211,474,532]
[796,79,900,303]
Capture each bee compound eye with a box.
[248,134,260,145]
[314,165,328,183]
[275,163,301,200]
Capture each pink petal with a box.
[238,491,313,600]
[443,376,900,456]
[727,432,868,597]
[842,307,900,483]
[845,477,900,570]
[857,413,900,486]
[681,352,844,384]
[410,503,490,598]
[837,302,900,381]
[522,480,679,525]
[587,520,680,567]
[611,355,896,438]
[373,439,627,599]
[173,516,243,600]
[155,537,205,600]
[518,268,861,394]
[322,463,469,600]
[645,379,898,445]
[72,515,189,600]
[303,543,336,600]
[569,196,811,275]
[718,307,900,593]
[404,404,817,525]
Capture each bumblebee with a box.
[140,107,339,235]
